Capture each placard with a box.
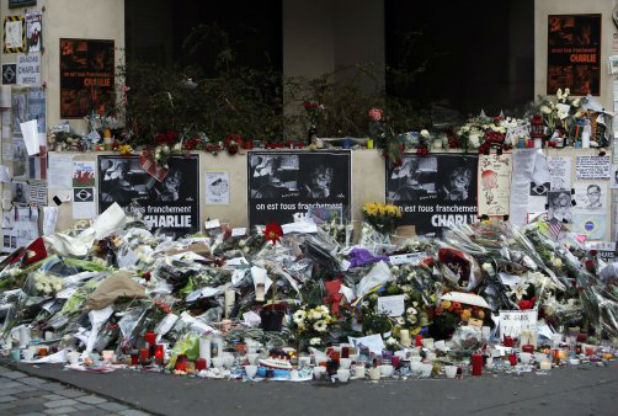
[247,151,351,227]
[547,14,601,96]
[16,53,40,85]
[98,155,199,238]
[547,156,571,191]
[205,171,229,205]
[60,39,114,118]
[499,309,538,338]
[386,153,478,236]
[575,155,610,179]
[4,16,25,53]
[377,295,405,317]
[478,153,511,217]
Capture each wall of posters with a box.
[60,39,114,118]
[247,151,351,227]
[386,154,478,236]
[547,14,601,96]
[478,153,511,217]
[98,155,199,238]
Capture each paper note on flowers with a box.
[478,153,512,216]
[499,309,537,338]
[377,295,405,317]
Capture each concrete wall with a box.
[535,0,616,107]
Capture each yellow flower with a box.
[441,300,452,310]
[460,309,471,321]
[118,144,133,156]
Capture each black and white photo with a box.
[547,190,572,222]
[386,154,478,236]
[574,182,606,211]
[247,151,351,227]
[98,155,199,238]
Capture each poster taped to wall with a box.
[386,153,478,236]
[547,14,601,96]
[247,151,351,227]
[25,11,42,53]
[575,155,610,179]
[205,171,230,205]
[573,182,606,212]
[547,156,571,191]
[98,155,199,238]
[4,16,25,54]
[573,213,607,240]
[477,153,511,217]
[60,39,114,118]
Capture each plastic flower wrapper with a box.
[358,222,393,254]
[449,325,483,353]
[167,332,200,369]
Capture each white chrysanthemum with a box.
[316,305,329,315]
[313,320,328,333]
[540,105,551,114]
[386,337,398,346]
[293,310,306,323]
[309,337,322,346]
[406,307,418,316]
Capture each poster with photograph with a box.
[73,161,95,187]
[25,11,42,53]
[247,151,351,227]
[60,39,114,118]
[11,180,27,204]
[573,182,606,211]
[204,171,229,205]
[478,153,511,217]
[547,14,601,96]
[98,155,199,238]
[573,213,607,240]
[386,154,478,236]
[4,16,25,54]
[2,210,16,252]
[547,190,572,222]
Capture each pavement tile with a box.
[76,395,107,405]
[97,401,129,412]
[57,389,87,398]
[0,380,25,389]
[16,390,49,399]
[18,413,46,416]
[70,410,110,416]
[43,394,67,401]
[39,382,67,391]
[6,403,48,413]
[44,406,78,415]
[45,398,79,408]
[119,410,151,416]
[1,370,28,379]
[21,376,51,385]
[72,403,95,410]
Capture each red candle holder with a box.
[341,346,350,359]
[130,350,139,366]
[140,347,150,364]
[415,335,423,347]
[154,344,164,365]
[145,331,156,346]
[196,358,207,371]
[585,347,595,356]
[503,336,514,347]
[472,353,483,376]
[576,333,587,343]
[508,353,517,366]
[522,344,534,353]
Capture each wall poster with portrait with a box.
[98,155,199,238]
[60,38,114,118]
[246,151,351,227]
[386,154,478,237]
[547,14,601,96]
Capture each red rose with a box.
[368,108,383,121]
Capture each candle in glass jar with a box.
[140,348,150,364]
[400,330,411,347]
[154,344,164,365]
[196,358,207,371]
[130,350,139,366]
[471,353,483,376]
[522,344,534,353]
[503,336,514,347]
[145,331,156,346]
[415,335,423,347]
[508,353,517,366]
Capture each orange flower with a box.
[476,309,485,319]
[449,302,462,312]
[460,309,471,321]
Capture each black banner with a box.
[60,38,114,118]
[386,154,478,237]
[547,14,601,96]
[98,155,199,238]
[247,151,351,227]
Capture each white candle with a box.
[400,330,411,348]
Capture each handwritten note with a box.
[576,155,610,180]
[499,309,538,338]
[377,295,405,317]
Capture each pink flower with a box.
[368,108,383,121]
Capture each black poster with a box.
[60,38,114,118]
[247,151,351,227]
[548,14,601,96]
[386,154,478,237]
[2,64,16,85]
[98,155,199,238]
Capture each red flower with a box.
[517,297,536,310]
[225,134,243,149]
[585,260,596,272]
[304,101,318,110]
[263,223,283,244]
[155,130,179,146]
[368,107,383,121]
[205,143,214,153]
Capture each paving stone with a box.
[0,395,17,403]
[1,370,28,379]
[119,410,151,416]
[44,406,77,415]
[39,382,67,391]
[21,376,50,385]
[0,402,15,411]
[6,403,47,413]
[72,403,96,410]
[18,413,46,416]
[16,390,49,399]
[0,380,25,389]
[57,389,87,398]
[45,398,79,408]
[43,394,67,401]
[76,395,107,405]
[71,410,110,416]
[97,401,129,412]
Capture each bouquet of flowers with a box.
[362,202,401,235]
[289,304,336,350]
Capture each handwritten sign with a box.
[16,53,39,85]
[499,309,538,338]
[575,155,610,180]
[377,295,405,317]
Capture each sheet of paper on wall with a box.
[510,150,547,226]
[575,155,610,180]
[12,92,27,135]
[72,161,95,188]
[584,241,616,262]
[25,12,42,54]
[2,210,16,252]
[14,206,39,248]
[0,85,10,109]
[573,182,606,212]
[16,54,40,86]
[72,187,96,219]
[478,153,511,216]
[19,119,39,155]
[13,138,27,177]
[573,213,607,241]
[47,153,73,188]
[43,207,58,236]
[205,171,229,205]
[547,156,571,191]
[0,165,11,183]
[27,180,47,205]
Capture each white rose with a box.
[420,129,430,138]
[540,106,551,114]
